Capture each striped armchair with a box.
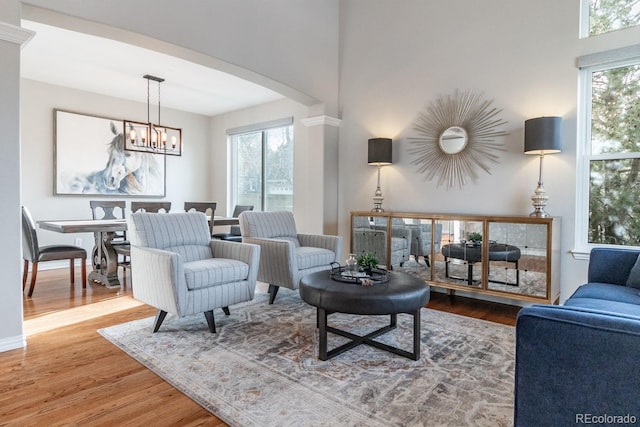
[239,211,343,304]
[128,212,260,333]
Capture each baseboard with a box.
[0,334,26,353]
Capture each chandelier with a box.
[124,74,182,156]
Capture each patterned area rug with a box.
[99,291,515,427]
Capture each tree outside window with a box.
[588,0,640,36]
[588,63,640,245]
[232,124,293,212]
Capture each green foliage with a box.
[589,0,640,36]
[586,1,640,245]
[468,232,482,242]
[356,251,379,271]
[589,62,640,246]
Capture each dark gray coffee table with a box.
[299,270,430,361]
[441,242,521,286]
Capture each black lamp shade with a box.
[368,138,393,165]
[524,117,563,154]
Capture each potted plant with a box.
[468,232,482,246]
[356,251,379,274]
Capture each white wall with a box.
[0,3,27,352]
[22,0,340,115]
[336,0,633,303]
[21,79,212,253]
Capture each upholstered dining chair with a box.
[212,204,254,242]
[184,201,217,235]
[128,211,260,333]
[22,206,87,297]
[392,218,443,267]
[90,200,130,271]
[239,210,342,304]
[352,216,411,268]
[130,201,171,213]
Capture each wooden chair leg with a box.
[27,262,39,297]
[222,307,230,316]
[70,259,75,284]
[81,257,87,288]
[22,260,29,290]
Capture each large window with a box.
[577,1,640,253]
[229,118,294,212]
[579,57,640,247]
[583,0,640,37]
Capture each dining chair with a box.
[212,205,253,242]
[184,202,217,235]
[89,200,130,271]
[21,206,87,297]
[130,201,172,213]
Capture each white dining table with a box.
[38,216,239,288]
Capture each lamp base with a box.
[372,186,384,212]
[529,183,551,217]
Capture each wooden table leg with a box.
[89,231,121,288]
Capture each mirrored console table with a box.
[350,212,561,304]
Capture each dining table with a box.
[38,216,240,288]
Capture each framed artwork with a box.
[54,109,166,196]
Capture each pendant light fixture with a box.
[124,74,182,156]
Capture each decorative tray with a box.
[329,262,390,286]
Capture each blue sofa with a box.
[514,248,640,426]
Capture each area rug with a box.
[98,291,515,427]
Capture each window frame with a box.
[580,0,640,38]
[575,47,640,258]
[227,117,294,213]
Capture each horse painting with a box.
[59,121,164,195]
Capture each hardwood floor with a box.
[1,267,519,425]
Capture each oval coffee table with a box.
[299,270,430,361]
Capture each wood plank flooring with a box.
[1,267,519,425]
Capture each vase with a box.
[345,253,358,274]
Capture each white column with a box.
[300,115,341,235]
[0,15,35,352]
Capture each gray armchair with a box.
[352,216,411,268]
[239,211,342,304]
[393,219,443,266]
[128,211,260,333]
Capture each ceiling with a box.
[20,20,284,117]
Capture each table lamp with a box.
[524,117,562,217]
[368,138,393,212]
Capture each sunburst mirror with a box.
[407,90,508,189]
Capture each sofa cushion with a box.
[240,211,298,239]
[129,212,211,249]
[166,244,212,263]
[296,246,335,270]
[564,297,640,318]
[183,258,249,290]
[569,282,640,305]
[626,254,640,288]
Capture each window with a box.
[578,53,640,248]
[228,118,294,212]
[582,0,640,37]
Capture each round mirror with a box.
[439,126,468,154]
